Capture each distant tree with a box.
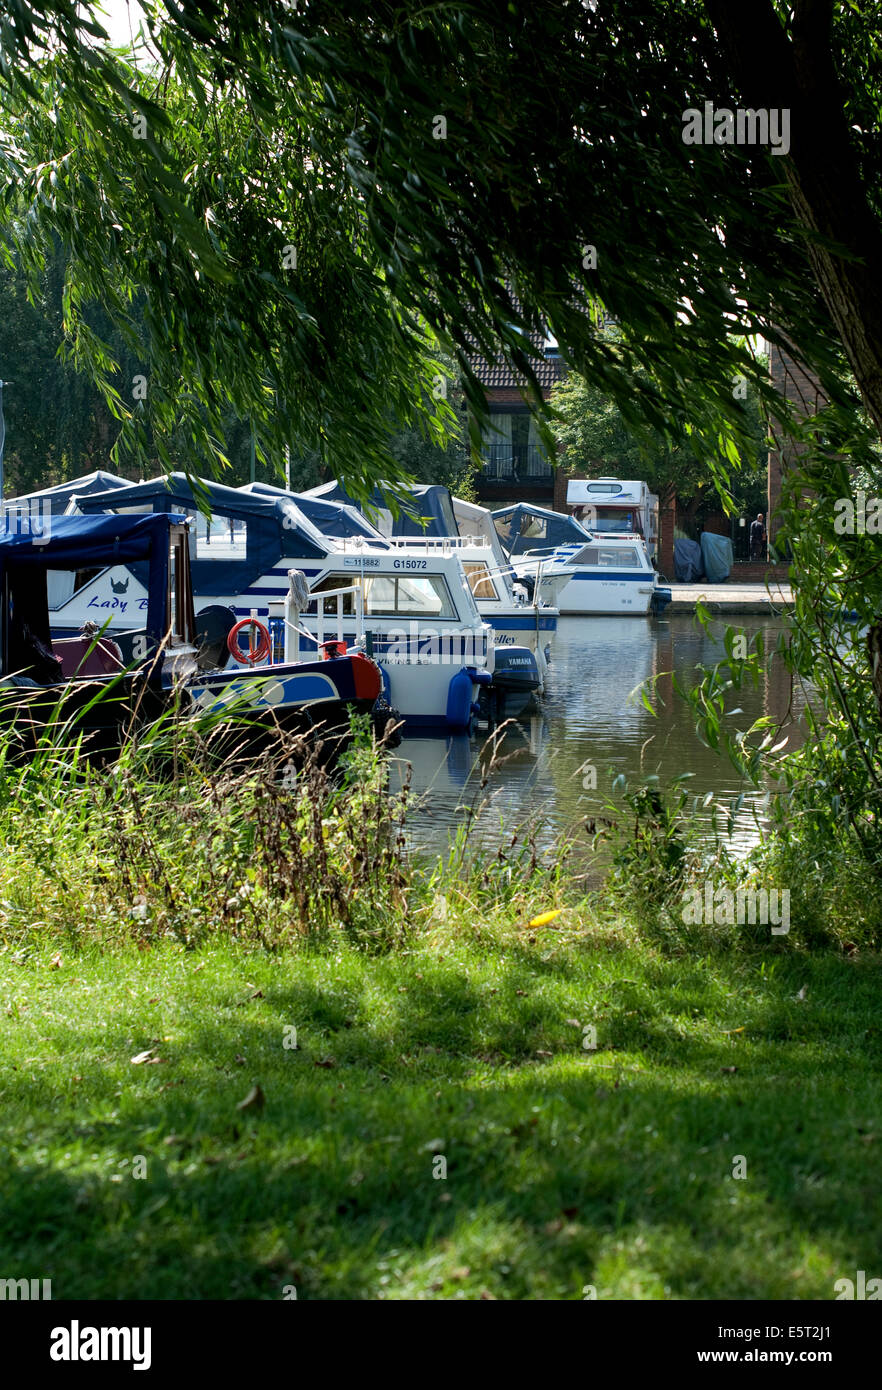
[1,37,457,500]
[550,358,769,518]
[384,355,474,497]
[0,243,278,492]
[0,245,143,493]
[0,238,468,497]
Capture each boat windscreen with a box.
[572,544,644,569]
[309,571,459,619]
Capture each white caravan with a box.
[566,478,660,563]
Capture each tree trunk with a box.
[703,0,882,439]
[868,621,882,712]
[704,0,882,727]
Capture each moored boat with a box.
[491,503,672,616]
[300,479,556,712]
[0,512,385,760]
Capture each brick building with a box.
[767,340,826,547]
[466,331,567,507]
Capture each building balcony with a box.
[479,445,555,484]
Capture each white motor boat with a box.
[491,503,672,616]
[301,481,564,696]
[450,494,570,655]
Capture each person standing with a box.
[749,512,766,561]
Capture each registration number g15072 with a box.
[393,558,427,570]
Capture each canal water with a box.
[389,612,808,860]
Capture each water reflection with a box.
[390,613,805,858]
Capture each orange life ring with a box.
[227,617,272,665]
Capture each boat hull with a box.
[185,652,390,752]
[555,570,657,615]
[0,671,162,762]
[0,653,388,764]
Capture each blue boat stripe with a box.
[566,571,651,581]
[487,614,557,630]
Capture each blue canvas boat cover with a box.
[490,503,592,556]
[674,537,704,583]
[241,482,385,542]
[700,531,734,583]
[306,479,459,537]
[6,470,130,516]
[76,473,332,591]
[0,512,182,646]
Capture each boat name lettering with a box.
[86,594,149,614]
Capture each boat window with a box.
[47,570,78,608]
[308,573,458,619]
[520,514,547,540]
[310,573,358,616]
[362,575,396,612]
[462,562,498,600]
[367,575,457,618]
[169,540,180,636]
[46,567,106,609]
[194,512,247,559]
[371,508,394,538]
[493,511,514,542]
[595,507,638,532]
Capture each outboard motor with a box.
[484,644,541,724]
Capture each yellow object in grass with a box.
[528,910,562,927]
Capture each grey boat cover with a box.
[700,531,734,583]
[673,537,704,583]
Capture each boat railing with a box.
[519,546,563,561]
[336,537,389,553]
[383,535,492,552]
[333,534,494,554]
[268,574,365,664]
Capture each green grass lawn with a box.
[2,922,880,1300]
